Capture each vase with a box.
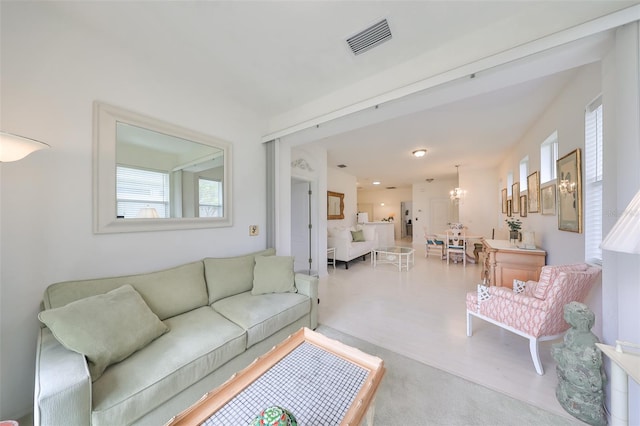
[509,230,519,246]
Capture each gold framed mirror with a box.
[327,191,344,220]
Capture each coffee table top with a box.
[167,328,385,426]
[374,246,414,254]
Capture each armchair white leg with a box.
[529,337,544,375]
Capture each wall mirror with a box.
[327,191,344,220]
[93,102,232,233]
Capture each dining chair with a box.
[446,229,466,266]
[424,229,445,259]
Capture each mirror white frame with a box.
[93,101,233,233]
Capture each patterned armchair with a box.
[465,263,601,375]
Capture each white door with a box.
[291,180,311,273]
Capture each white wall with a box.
[601,22,640,424]
[411,178,457,238]
[458,167,499,239]
[0,5,268,419]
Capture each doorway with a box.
[401,201,413,239]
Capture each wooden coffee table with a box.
[166,328,385,426]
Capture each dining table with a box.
[435,232,484,264]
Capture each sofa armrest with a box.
[35,327,92,426]
[295,273,319,329]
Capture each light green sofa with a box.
[34,249,318,426]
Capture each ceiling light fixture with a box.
[373,181,381,185]
[450,165,465,202]
[412,149,427,158]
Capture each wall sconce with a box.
[558,179,576,194]
[0,131,50,162]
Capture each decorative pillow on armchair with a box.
[513,279,526,294]
[38,284,168,381]
[251,256,296,295]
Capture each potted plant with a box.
[505,218,522,245]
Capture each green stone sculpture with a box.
[551,302,607,426]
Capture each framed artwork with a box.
[557,149,582,232]
[501,188,508,213]
[511,182,520,213]
[520,195,527,217]
[541,183,556,215]
[527,171,540,213]
[507,199,512,217]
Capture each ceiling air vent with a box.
[346,19,392,56]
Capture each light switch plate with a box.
[249,225,259,236]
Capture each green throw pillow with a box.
[251,256,296,295]
[38,284,168,381]
[351,229,365,242]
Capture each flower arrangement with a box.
[505,218,522,232]
[449,222,464,230]
[381,213,395,222]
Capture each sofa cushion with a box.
[204,248,276,304]
[251,256,296,295]
[42,261,209,321]
[91,306,246,426]
[38,285,168,381]
[213,292,310,348]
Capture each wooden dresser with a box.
[481,239,546,288]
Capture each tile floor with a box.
[318,240,581,423]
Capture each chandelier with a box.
[558,178,576,194]
[450,165,465,201]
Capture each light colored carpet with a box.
[315,325,581,426]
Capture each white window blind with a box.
[116,166,169,218]
[540,131,558,183]
[520,156,529,191]
[584,97,603,263]
[199,178,223,217]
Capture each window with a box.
[519,156,529,191]
[199,178,223,217]
[540,131,558,183]
[584,96,603,264]
[116,166,169,218]
[507,171,514,196]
